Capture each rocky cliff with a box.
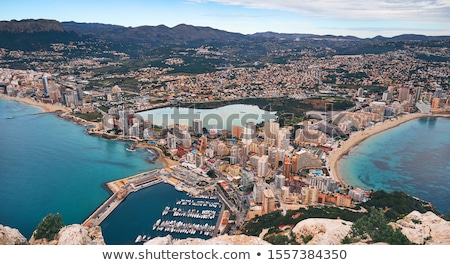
[390,211,450,245]
[0,224,105,245]
[0,224,27,245]
[1,211,448,245]
[292,218,353,245]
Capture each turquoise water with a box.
[338,116,450,214]
[0,98,163,239]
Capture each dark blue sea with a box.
[338,116,450,214]
[0,98,220,244]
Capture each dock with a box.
[82,169,165,227]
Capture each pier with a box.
[82,169,165,227]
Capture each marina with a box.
[161,206,217,219]
[145,195,223,241]
[135,234,151,244]
[151,219,216,236]
[175,198,221,208]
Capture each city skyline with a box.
[1,0,450,38]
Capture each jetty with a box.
[82,169,166,228]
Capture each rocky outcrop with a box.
[29,224,105,245]
[292,218,353,245]
[2,211,449,245]
[390,211,450,245]
[0,225,27,245]
[145,234,270,245]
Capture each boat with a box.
[126,146,136,152]
[135,235,143,243]
[6,116,14,119]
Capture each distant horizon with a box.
[1,0,449,38]
[4,18,450,40]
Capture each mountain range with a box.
[1,19,450,51]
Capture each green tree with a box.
[33,213,65,241]
[349,207,411,244]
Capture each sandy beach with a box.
[327,112,431,188]
[135,142,180,168]
[1,94,105,131]
[0,94,70,113]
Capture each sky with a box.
[1,0,450,38]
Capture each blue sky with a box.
[1,0,450,38]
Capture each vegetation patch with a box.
[33,213,64,241]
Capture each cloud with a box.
[200,0,450,22]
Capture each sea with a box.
[0,98,221,244]
[338,116,450,214]
[1,98,449,244]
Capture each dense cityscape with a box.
[1,18,449,246]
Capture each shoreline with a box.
[3,94,446,190]
[327,112,439,188]
[0,94,179,168]
[0,94,70,113]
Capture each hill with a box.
[0,19,82,51]
[62,21,245,47]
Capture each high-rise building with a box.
[198,135,208,153]
[291,154,299,173]
[42,75,49,96]
[230,145,238,165]
[431,97,441,109]
[283,156,292,181]
[239,145,249,167]
[262,189,276,214]
[414,87,423,103]
[195,153,204,168]
[167,133,177,150]
[264,121,279,146]
[232,125,244,139]
[434,88,443,98]
[257,155,269,177]
[382,91,391,101]
[348,188,367,202]
[249,155,260,168]
[399,87,410,102]
[193,119,203,135]
[242,122,256,145]
[301,186,318,205]
[281,186,290,200]
[216,141,229,156]
[306,174,338,192]
[241,168,255,187]
[277,128,291,150]
[179,130,191,147]
[274,174,286,190]
[253,181,264,204]
[336,194,352,208]
[357,87,364,97]
[257,143,267,156]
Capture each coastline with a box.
[3,93,445,191]
[327,113,432,188]
[0,93,70,113]
[135,141,180,168]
